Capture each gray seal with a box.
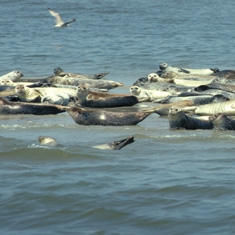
[67,106,152,126]
[0,97,67,115]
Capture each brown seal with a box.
[67,106,152,126]
[76,85,139,107]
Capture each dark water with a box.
[1,0,235,234]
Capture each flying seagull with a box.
[48,8,76,28]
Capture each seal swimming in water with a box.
[76,85,139,107]
[93,136,135,150]
[53,67,109,80]
[38,135,134,150]
[0,97,67,115]
[168,106,213,130]
[48,8,76,28]
[67,106,152,126]
[38,136,61,146]
[209,113,235,130]
[15,84,42,103]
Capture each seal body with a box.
[54,67,109,80]
[159,63,216,76]
[76,85,138,107]
[0,70,23,82]
[15,84,42,103]
[67,107,152,126]
[183,100,235,116]
[209,113,235,130]
[168,106,213,130]
[46,76,123,90]
[144,100,195,116]
[130,86,173,101]
[0,98,67,115]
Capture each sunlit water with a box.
[1,0,235,234]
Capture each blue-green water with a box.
[1,0,235,234]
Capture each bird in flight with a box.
[48,8,76,28]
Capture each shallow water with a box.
[1,0,235,234]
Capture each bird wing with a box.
[48,8,64,25]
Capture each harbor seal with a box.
[46,75,124,90]
[159,63,217,76]
[0,70,23,82]
[93,136,135,150]
[143,100,195,116]
[130,86,173,102]
[38,136,61,146]
[147,73,173,83]
[41,94,70,106]
[48,8,76,28]
[0,79,15,86]
[168,106,214,130]
[0,97,67,115]
[209,113,235,130]
[15,84,42,103]
[54,67,109,80]
[181,100,235,116]
[67,106,152,126]
[76,85,139,107]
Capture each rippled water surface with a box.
[1,0,235,234]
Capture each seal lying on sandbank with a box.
[159,63,218,76]
[181,100,235,116]
[76,85,139,107]
[143,100,195,116]
[209,113,235,130]
[130,85,173,102]
[168,106,213,130]
[67,107,152,126]
[0,97,67,115]
[0,70,24,82]
[15,84,42,103]
[54,67,109,80]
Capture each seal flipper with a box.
[93,136,135,150]
[109,136,135,150]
